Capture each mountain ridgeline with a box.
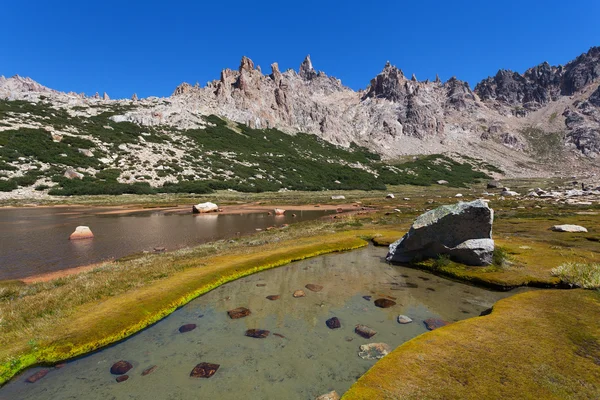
[0,47,599,196]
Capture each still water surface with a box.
[0,246,527,400]
[0,207,333,280]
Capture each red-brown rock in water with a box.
[374,298,396,308]
[110,360,133,375]
[141,365,158,376]
[293,290,306,298]
[245,329,270,338]
[274,208,285,215]
[424,318,450,331]
[25,369,49,383]
[326,317,341,329]
[355,324,377,339]
[266,295,280,300]
[69,226,94,240]
[305,283,323,292]
[190,362,220,378]
[227,307,251,319]
[179,324,197,333]
[116,375,129,383]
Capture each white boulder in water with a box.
[192,202,219,213]
[274,208,286,215]
[69,226,94,240]
[551,224,588,233]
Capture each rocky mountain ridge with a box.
[1,47,600,180]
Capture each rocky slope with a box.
[1,47,600,197]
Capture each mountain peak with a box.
[299,55,317,80]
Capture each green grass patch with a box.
[551,262,600,289]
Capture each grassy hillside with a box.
[0,99,496,194]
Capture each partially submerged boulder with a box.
[274,208,286,215]
[192,202,219,213]
[358,343,392,360]
[551,224,588,233]
[69,226,94,240]
[386,199,494,266]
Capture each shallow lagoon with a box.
[0,246,527,399]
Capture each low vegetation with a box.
[552,262,600,289]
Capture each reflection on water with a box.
[0,246,527,400]
[0,207,333,280]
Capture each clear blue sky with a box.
[2,0,599,99]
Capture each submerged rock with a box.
[551,224,588,232]
[293,290,306,298]
[25,369,49,383]
[305,283,324,292]
[141,365,158,376]
[179,324,197,333]
[355,324,377,339]
[397,315,413,324]
[362,295,372,301]
[190,362,220,378]
[274,208,286,215]
[326,317,341,329]
[266,295,280,300]
[192,202,219,213]
[387,199,494,266]
[69,226,94,240]
[424,318,450,331]
[110,360,133,375]
[116,375,129,383]
[374,298,396,308]
[316,390,340,400]
[358,343,392,360]
[245,329,270,338]
[227,307,251,319]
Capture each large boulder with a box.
[192,202,218,213]
[69,226,94,240]
[386,200,494,266]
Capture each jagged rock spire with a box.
[299,55,317,80]
[131,93,138,101]
[239,56,254,72]
[172,82,192,96]
[411,74,417,82]
[435,74,441,83]
[103,92,110,100]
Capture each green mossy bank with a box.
[343,289,600,399]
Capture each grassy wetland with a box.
[1,179,599,398]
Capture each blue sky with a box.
[2,0,599,99]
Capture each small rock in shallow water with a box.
[362,295,372,301]
[227,307,251,319]
[273,333,286,339]
[266,295,280,300]
[293,290,306,298]
[26,369,49,383]
[256,283,266,287]
[55,363,66,369]
[110,360,133,375]
[326,317,341,329]
[179,324,197,333]
[358,343,392,360]
[316,390,340,400]
[424,318,450,331]
[397,315,413,324]
[190,363,220,378]
[245,329,270,338]
[305,283,323,292]
[355,324,377,339]
[374,298,396,308]
[141,365,157,376]
[116,375,129,383]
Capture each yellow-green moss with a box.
[0,232,370,385]
[343,289,600,399]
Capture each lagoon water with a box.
[0,207,333,280]
[0,246,527,400]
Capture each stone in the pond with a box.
[26,369,49,383]
[293,290,306,298]
[316,390,341,400]
[424,318,450,330]
[266,295,280,300]
[192,202,218,213]
[551,224,588,233]
[273,333,286,338]
[358,343,392,360]
[387,199,494,266]
[55,363,66,369]
[190,363,220,378]
[110,360,133,375]
[326,317,341,329]
[374,298,396,308]
[141,365,158,376]
[305,283,323,292]
[245,329,270,338]
[355,324,377,339]
[362,295,372,301]
[227,307,251,319]
[397,315,413,324]
[116,375,129,383]
[256,283,266,287]
[69,226,94,240]
[179,324,197,333]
